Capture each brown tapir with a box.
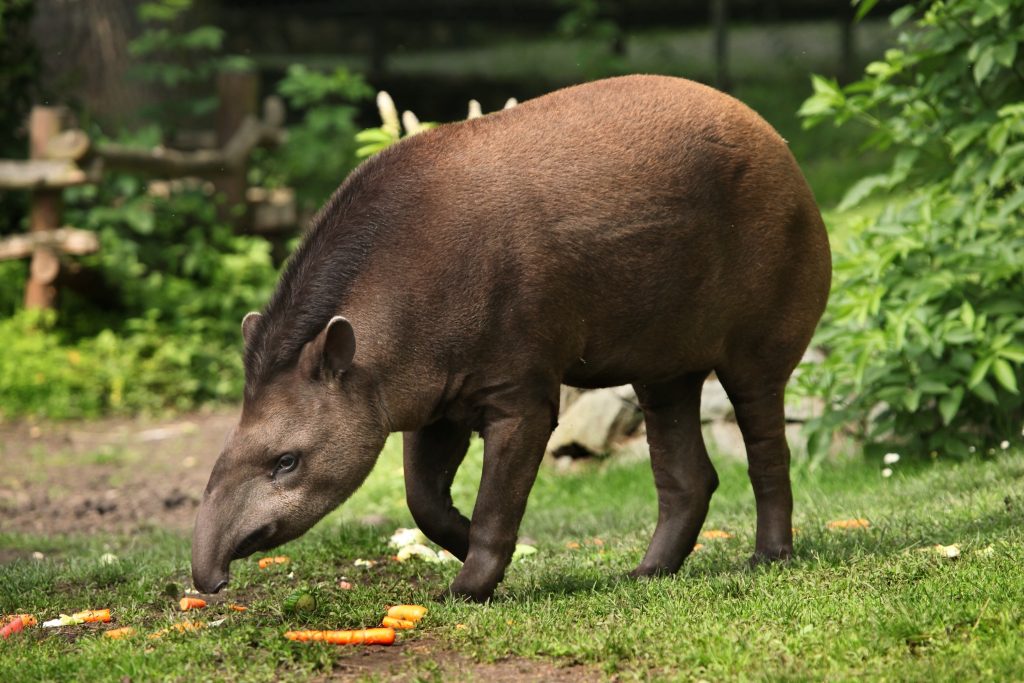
[191,74,831,602]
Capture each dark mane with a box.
[242,149,398,397]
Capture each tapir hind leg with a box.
[716,369,794,563]
[403,419,473,560]
[630,372,717,577]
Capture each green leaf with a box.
[993,41,1018,68]
[838,174,890,211]
[968,356,994,388]
[998,346,1024,363]
[970,379,999,405]
[854,0,881,22]
[974,46,996,85]
[889,5,915,26]
[991,358,1019,394]
[938,386,964,426]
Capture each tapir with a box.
[191,74,831,602]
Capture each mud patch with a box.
[0,409,236,536]
[325,638,604,682]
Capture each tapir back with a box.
[342,75,830,396]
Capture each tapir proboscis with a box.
[191,74,831,602]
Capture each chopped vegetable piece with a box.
[386,605,427,622]
[258,556,290,569]
[42,609,111,628]
[826,518,870,530]
[283,590,317,614]
[1,615,36,639]
[284,628,395,645]
[104,627,135,639]
[227,604,248,612]
[701,530,733,540]
[381,616,416,630]
[148,621,204,639]
[179,597,206,611]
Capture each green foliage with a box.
[0,170,277,420]
[127,0,251,126]
[556,0,626,79]
[256,64,373,211]
[798,0,1024,458]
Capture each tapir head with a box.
[191,313,387,593]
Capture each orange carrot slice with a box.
[1,615,35,639]
[827,518,870,530]
[258,556,290,569]
[701,529,733,540]
[284,628,395,645]
[76,609,111,623]
[386,605,427,622]
[104,627,135,639]
[227,604,247,612]
[381,616,416,630]
[179,597,206,611]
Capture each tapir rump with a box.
[192,74,831,602]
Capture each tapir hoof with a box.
[627,564,676,580]
[436,585,492,604]
[748,547,793,568]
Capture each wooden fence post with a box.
[215,69,259,220]
[25,106,63,309]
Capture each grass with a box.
[2,438,1023,681]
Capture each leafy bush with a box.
[797,0,1024,458]
[255,65,372,211]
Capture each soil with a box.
[0,408,235,536]
[326,637,602,682]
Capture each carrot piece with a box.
[179,597,207,611]
[826,518,870,530]
[75,609,111,623]
[381,616,416,630]
[386,605,427,622]
[701,529,733,540]
[227,604,247,612]
[284,628,395,645]
[104,627,135,639]
[258,556,290,569]
[1,615,35,639]
[148,620,205,639]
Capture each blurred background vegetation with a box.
[0,0,1020,460]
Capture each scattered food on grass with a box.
[565,541,581,550]
[99,553,118,565]
[258,556,290,569]
[283,590,318,614]
[692,543,704,552]
[227,604,248,612]
[381,616,416,630]
[701,529,733,540]
[353,559,377,568]
[386,605,427,623]
[918,544,961,559]
[42,609,111,628]
[104,627,135,640]
[395,543,440,563]
[285,628,396,645]
[389,527,427,549]
[179,597,206,611]
[512,543,537,561]
[827,518,870,530]
[1,614,37,639]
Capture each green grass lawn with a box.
[3,439,1022,681]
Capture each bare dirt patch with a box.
[0,408,236,536]
[325,637,605,682]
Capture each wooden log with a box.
[45,129,91,161]
[0,227,100,261]
[0,159,88,189]
[246,186,297,234]
[26,107,64,309]
[216,69,260,215]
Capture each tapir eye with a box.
[273,453,298,476]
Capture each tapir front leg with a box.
[446,399,554,602]
[403,419,473,560]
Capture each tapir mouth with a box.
[232,523,276,560]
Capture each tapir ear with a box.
[322,316,356,375]
[241,311,262,348]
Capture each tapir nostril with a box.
[210,579,228,594]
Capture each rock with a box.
[700,378,733,423]
[547,386,642,458]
